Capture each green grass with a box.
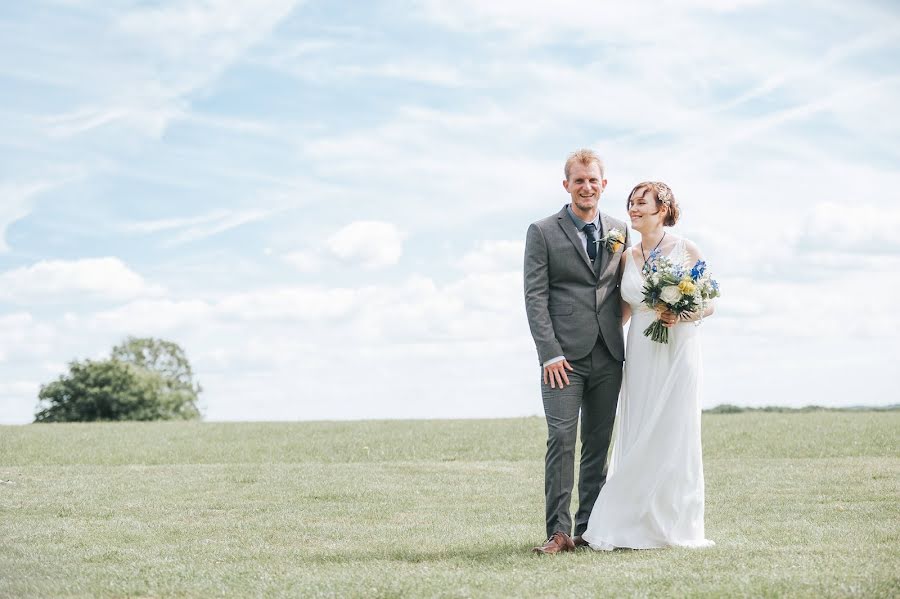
[1,413,898,598]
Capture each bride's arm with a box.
[621,299,632,326]
[680,240,715,322]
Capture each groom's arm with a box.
[524,223,564,364]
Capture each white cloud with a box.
[82,258,525,350]
[798,202,900,253]
[347,276,464,341]
[446,271,524,315]
[217,286,360,322]
[1,238,896,425]
[90,299,213,332]
[283,250,322,273]
[326,221,405,269]
[0,312,57,363]
[0,258,162,303]
[82,285,361,339]
[455,240,525,273]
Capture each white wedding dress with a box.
[582,238,714,550]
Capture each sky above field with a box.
[2,1,899,424]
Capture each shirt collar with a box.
[566,204,601,231]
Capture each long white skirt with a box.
[582,306,714,551]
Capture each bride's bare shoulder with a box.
[624,245,641,263]
[682,238,705,261]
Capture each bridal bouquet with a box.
[641,251,720,343]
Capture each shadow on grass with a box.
[301,543,633,565]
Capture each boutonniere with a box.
[597,228,625,254]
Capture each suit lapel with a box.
[557,211,594,273]
[596,213,611,276]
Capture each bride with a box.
[580,181,716,551]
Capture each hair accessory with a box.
[652,182,673,205]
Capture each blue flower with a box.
[691,260,707,280]
[711,279,719,292]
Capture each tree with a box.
[34,338,202,423]
[111,336,202,398]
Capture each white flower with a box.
[659,285,682,304]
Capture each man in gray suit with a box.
[524,149,630,554]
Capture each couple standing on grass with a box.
[524,149,716,553]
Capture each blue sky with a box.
[2,0,899,424]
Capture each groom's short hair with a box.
[564,149,605,181]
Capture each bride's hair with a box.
[626,182,680,226]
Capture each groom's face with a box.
[563,161,606,215]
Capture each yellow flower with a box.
[678,279,696,295]
[602,228,625,253]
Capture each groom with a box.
[524,149,630,554]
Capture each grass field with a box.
[1,412,898,598]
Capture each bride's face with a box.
[628,187,665,231]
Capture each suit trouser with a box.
[541,337,622,539]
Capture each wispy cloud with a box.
[119,210,276,247]
[0,182,53,252]
[40,100,188,139]
[13,0,305,141]
[338,62,467,87]
[0,173,85,252]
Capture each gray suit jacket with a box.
[524,205,631,364]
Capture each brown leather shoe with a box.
[532,532,575,554]
[573,535,589,548]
